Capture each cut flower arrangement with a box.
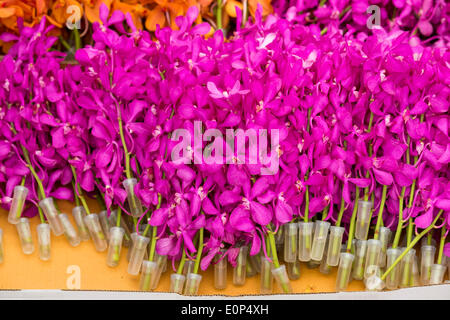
[0,1,449,295]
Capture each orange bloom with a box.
[47,0,83,28]
[82,0,112,23]
[144,0,200,32]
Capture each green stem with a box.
[73,27,81,51]
[268,231,280,269]
[193,227,204,274]
[304,186,310,222]
[321,205,329,221]
[381,210,443,281]
[374,185,388,240]
[335,188,346,227]
[37,205,45,224]
[437,225,447,265]
[216,0,223,30]
[177,247,187,274]
[72,180,80,207]
[346,187,360,252]
[117,206,122,228]
[392,187,406,248]
[70,165,90,214]
[59,36,72,52]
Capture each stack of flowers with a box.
[0,1,448,295]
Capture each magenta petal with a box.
[414,209,433,229]
[230,207,254,232]
[250,201,272,226]
[444,243,450,258]
[373,168,393,186]
[348,178,371,188]
[435,199,450,211]
[275,200,293,224]
[202,197,219,215]
[218,190,241,206]
[149,207,169,226]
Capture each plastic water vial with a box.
[364,239,382,279]
[0,229,4,263]
[8,186,28,224]
[122,178,144,218]
[298,221,314,262]
[108,210,132,247]
[378,227,391,268]
[233,246,248,286]
[39,197,64,236]
[37,223,51,261]
[16,218,34,254]
[283,222,298,263]
[336,252,355,292]
[399,249,416,288]
[260,257,274,294]
[183,260,195,276]
[151,253,167,290]
[385,248,402,289]
[72,206,90,241]
[327,226,345,266]
[214,249,227,290]
[99,210,112,241]
[139,260,158,291]
[59,213,80,247]
[311,220,330,261]
[286,260,301,280]
[355,200,373,240]
[170,273,186,294]
[183,273,202,296]
[127,235,150,275]
[429,264,446,285]
[420,245,436,285]
[84,213,108,252]
[106,227,125,267]
[352,239,368,280]
[272,265,292,293]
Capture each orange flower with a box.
[112,0,147,29]
[47,0,83,28]
[82,0,112,23]
[144,0,200,32]
[224,0,272,19]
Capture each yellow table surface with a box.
[0,200,365,295]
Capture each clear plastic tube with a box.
[283,223,298,263]
[420,245,436,285]
[214,250,227,290]
[122,178,144,218]
[327,226,345,266]
[355,200,373,240]
[0,229,3,263]
[246,253,257,278]
[233,246,248,286]
[99,210,112,241]
[411,255,420,287]
[260,257,273,294]
[59,213,80,247]
[84,213,108,252]
[106,227,125,267]
[385,248,402,289]
[127,235,150,275]
[127,233,138,262]
[108,210,132,247]
[378,227,391,268]
[275,225,284,245]
[37,223,51,261]
[183,273,202,296]
[336,252,354,292]
[16,218,34,254]
[250,254,261,274]
[286,260,301,280]
[272,265,292,293]
[139,261,157,291]
[364,239,381,279]
[8,186,28,224]
[311,220,330,261]
[151,253,167,290]
[320,238,331,275]
[364,265,384,291]
[298,221,314,262]
[183,260,195,276]
[170,273,186,294]
[429,264,446,285]
[38,197,64,236]
[352,239,368,280]
[72,206,90,241]
[399,248,416,288]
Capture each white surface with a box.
[0,284,449,300]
